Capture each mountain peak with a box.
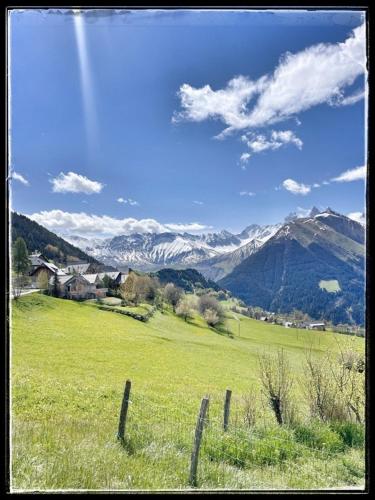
[309,206,320,217]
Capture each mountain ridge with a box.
[219,210,365,325]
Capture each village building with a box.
[50,274,107,300]
[97,271,128,285]
[29,261,66,287]
[29,252,50,272]
[308,322,326,331]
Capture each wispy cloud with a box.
[193,200,204,205]
[27,209,209,237]
[239,152,251,166]
[51,171,103,194]
[331,165,366,182]
[241,129,303,155]
[330,89,366,107]
[117,197,139,206]
[164,222,209,232]
[173,23,365,134]
[239,191,255,197]
[11,171,29,186]
[282,178,311,195]
[280,164,365,196]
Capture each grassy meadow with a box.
[10,293,365,491]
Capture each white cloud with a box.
[51,171,104,194]
[242,129,303,155]
[172,75,268,134]
[331,165,366,182]
[239,191,255,197]
[312,183,320,188]
[117,197,139,206]
[331,88,365,107]
[174,23,366,133]
[282,178,311,195]
[26,209,209,237]
[164,222,209,232]
[347,211,365,225]
[239,152,251,164]
[193,200,204,205]
[11,171,29,186]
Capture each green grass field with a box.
[10,294,365,491]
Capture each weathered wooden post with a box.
[223,389,232,431]
[117,379,132,442]
[189,397,209,487]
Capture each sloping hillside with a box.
[11,212,102,267]
[11,294,364,490]
[219,210,365,325]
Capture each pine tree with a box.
[12,237,30,275]
[52,273,59,297]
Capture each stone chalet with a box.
[28,252,128,300]
[49,274,108,300]
[29,253,66,287]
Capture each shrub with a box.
[163,283,183,312]
[199,295,225,328]
[203,308,221,327]
[303,347,365,424]
[330,422,365,448]
[293,423,345,453]
[258,349,294,426]
[175,295,196,322]
[242,387,259,428]
[303,350,347,423]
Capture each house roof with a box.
[309,322,325,327]
[30,261,63,275]
[48,273,91,286]
[82,273,100,284]
[30,254,49,267]
[97,271,121,280]
[62,263,91,274]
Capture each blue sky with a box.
[9,9,367,237]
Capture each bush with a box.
[293,423,345,453]
[330,422,365,448]
[199,295,225,328]
[175,294,196,322]
[242,387,259,428]
[258,349,294,426]
[163,283,183,312]
[203,308,221,327]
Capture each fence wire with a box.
[116,389,364,488]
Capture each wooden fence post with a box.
[117,379,131,441]
[223,389,232,431]
[189,397,209,487]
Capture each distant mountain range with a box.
[13,207,365,325]
[65,222,282,273]
[219,208,365,325]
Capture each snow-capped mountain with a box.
[64,222,281,273]
[63,208,329,275]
